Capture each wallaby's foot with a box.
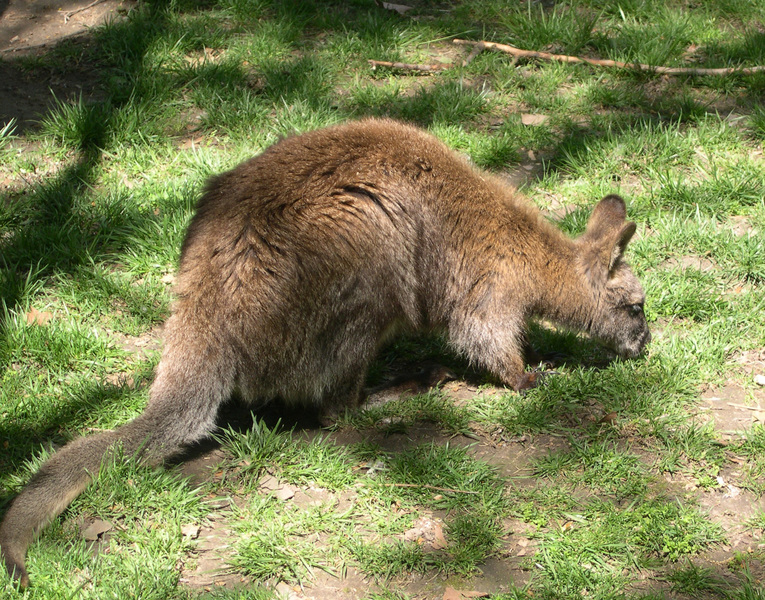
[2,549,29,588]
[515,366,562,392]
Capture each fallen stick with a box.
[64,0,108,23]
[368,59,447,73]
[461,41,486,67]
[453,39,765,76]
[727,402,764,411]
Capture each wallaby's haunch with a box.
[0,119,650,586]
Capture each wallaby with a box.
[0,118,650,586]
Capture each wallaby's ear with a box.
[610,220,637,269]
[579,195,637,277]
[583,195,627,239]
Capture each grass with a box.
[1,0,764,598]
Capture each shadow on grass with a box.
[0,380,146,506]
[0,4,174,317]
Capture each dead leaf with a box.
[182,524,201,539]
[161,273,176,285]
[259,474,281,491]
[274,484,296,501]
[443,588,462,600]
[432,521,448,550]
[25,307,53,326]
[259,474,296,500]
[381,2,413,15]
[520,114,549,126]
[82,519,113,541]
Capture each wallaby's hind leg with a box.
[0,329,235,587]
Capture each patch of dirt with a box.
[281,567,374,600]
[179,448,228,488]
[501,151,549,191]
[659,254,717,272]
[734,349,765,378]
[0,0,135,132]
[113,325,163,356]
[180,510,249,590]
[726,215,757,237]
[701,383,765,437]
[0,0,133,54]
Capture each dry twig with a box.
[64,0,109,23]
[453,39,765,76]
[461,41,486,67]
[727,403,764,411]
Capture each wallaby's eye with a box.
[629,303,644,316]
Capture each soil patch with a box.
[0,0,135,131]
[0,0,133,54]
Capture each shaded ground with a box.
[0,0,135,131]
[0,0,132,52]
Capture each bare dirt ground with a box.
[0,0,130,52]
[0,0,135,131]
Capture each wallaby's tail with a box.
[0,429,124,586]
[0,333,234,587]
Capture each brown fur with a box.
[0,118,650,586]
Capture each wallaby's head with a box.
[577,195,651,358]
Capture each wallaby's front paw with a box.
[515,367,561,392]
[515,370,542,391]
